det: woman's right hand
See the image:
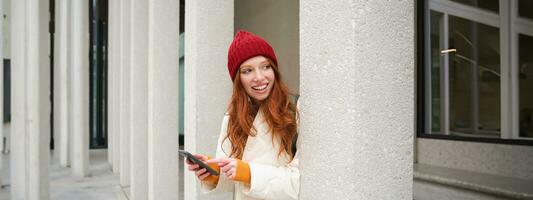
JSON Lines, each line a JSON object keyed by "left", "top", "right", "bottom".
{"left": 185, "top": 154, "right": 211, "bottom": 181}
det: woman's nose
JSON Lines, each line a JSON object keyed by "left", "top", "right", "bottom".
{"left": 253, "top": 71, "right": 264, "bottom": 82}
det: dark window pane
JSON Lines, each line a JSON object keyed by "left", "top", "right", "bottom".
{"left": 519, "top": 34, "right": 533, "bottom": 138}
{"left": 448, "top": 15, "right": 500, "bottom": 137}
{"left": 450, "top": 0, "right": 499, "bottom": 13}
{"left": 519, "top": 0, "right": 533, "bottom": 20}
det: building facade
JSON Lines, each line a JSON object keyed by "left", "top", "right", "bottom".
{"left": 0, "top": 0, "right": 531, "bottom": 200}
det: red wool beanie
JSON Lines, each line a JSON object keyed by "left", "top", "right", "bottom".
{"left": 227, "top": 30, "right": 278, "bottom": 81}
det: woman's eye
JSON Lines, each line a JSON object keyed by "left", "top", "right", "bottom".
{"left": 262, "top": 65, "right": 271, "bottom": 70}
{"left": 241, "top": 69, "right": 252, "bottom": 74}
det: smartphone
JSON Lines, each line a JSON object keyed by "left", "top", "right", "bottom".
{"left": 178, "top": 149, "right": 219, "bottom": 176}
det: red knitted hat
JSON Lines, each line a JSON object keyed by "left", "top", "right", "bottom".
{"left": 227, "top": 30, "right": 278, "bottom": 81}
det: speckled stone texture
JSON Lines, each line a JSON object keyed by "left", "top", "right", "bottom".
{"left": 299, "top": 1, "right": 414, "bottom": 199}
{"left": 130, "top": 0, "right": 150, "bottom": 199}
{"left": 119, "top": 0, "right": 132, "bottom": 186}
{"left": 183, "top": 1, "right": 233, "bottom": 200}
{"left": 417, "top": 138, "right": 533, "bottom": 181}
{"left": 414, "top": 180, "right": 510, "bottom": 200}
{"left": 147, "top": 0, "right": 180, "bottom": 199}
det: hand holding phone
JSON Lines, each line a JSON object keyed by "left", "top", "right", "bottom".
{"left": 179, "top": 150, "right": 219, "bottom": 176}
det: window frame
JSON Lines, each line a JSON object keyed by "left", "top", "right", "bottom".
{"left": 416, "top": 0, "right": 533, "bottom": 146}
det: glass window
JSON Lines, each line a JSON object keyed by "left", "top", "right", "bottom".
{"left": 448, "top": 16, "right": 500, "bottom": 136}
{"left": 428, "top": 13, "right": 501, "bottom": 137}
{"left": 449, "top": 0, "right": 499, "bottom": 13}
{"left": 518, "top": 0, "right": 533, "bottom": 20}
{"left": 430, "top": 11, "right": 442, "bottom": 133}
{"left": 423, "top": 0, "right": 533, "bottom": 142}
{"left": 519, "top": 34, "right": 533, "bottom": 138}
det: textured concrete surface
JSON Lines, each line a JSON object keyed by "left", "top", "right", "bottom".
{"left": 31, "top": 0, "right": 52, "bottom": 198}
{"left": 108, "top": 1, "right": 122, "bottom": 173}
{"left": 0, "top": 1, "right": 4, "bottom": 187}
{"left": 2, "top": 0, "right": 10, "bottom": 59}
{"left": 299, "top": 1, "right": 414, "bottom": 199}
{"left": 106, "top": 0, "right": 114, "bottom": 167}
{"left": 111, "top": 0, "right": 121, "bottom": 174}
{"left": 70, "top": 0, "right": 90, "bottom": 178}
{"left": 119, "top": 0, "right": 132, "bottom": 187}
{"left": 414, "top": 163, "right": 533, "bottom": 199}
{"left": 0, "top": 149, "right": 127, "bottom": 200}
{"left": 0, "top": 145, "right": 188, "bottom": 200}
{"left": 54, "top": 0, "right": 71, "bottom": 168}
{"left": 417, "top": 138, "right": 533, "bottom": 180}
{"left": 10, "top": 0, "right": 27, "bottom": 198}
{"left": 146, "top": 0, "right": 180, "bottom": 199}
{"left": 183, "top": 1, "right": 233, "bottom": 200}
{"left": 129, "top": 0, "right": 149, "bottom": 199}
{"left": 414, "top": 180, "right": 510, "bottom": 200}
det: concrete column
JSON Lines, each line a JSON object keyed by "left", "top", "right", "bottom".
{"left": 112, "top": 0, "right": 121, "bottom": 174}
{"left": 27, "top": 0, "right": 51, "bottom": 198}
{"left": 66, "top": 0, "right": 73, "bottom": 168}
{"left": 0, "top": 0, "right": 4, "bottom": 186}
{"left": 70, "top": 0, "right": 90, "bottom": 177}
{"left": 299, "top": 1, "right": 414, "bottom": 199}
{"left": 55, "top": 0, "right": 70, "bottom": 167}
{"left": 2, "top": 0, "right": 9, "bottom": 155}
{"left": 10, "top": 0, "right": 27, "bottom": 198}
{"left": 130, "top": 0, "right": 149, "bottom": 198}
{"left": 183, "top": 1, "right": 233, "bottom": 200}
{"left": 11, "top": 0, "right": 50, "bottom": 199}
{"left": 119, "top": 0, "right": 132, "bottom": 186}
{"left": 67, "top": 2, "right": 74, "bottom": 169}
{"left": 107, "top": 0, "right": 114, "bottom": 167}
{"left": 147, "top": 0, "right": 179, "bottom": 199}
{"left": 52, "top": 0, "right": 60, "bottom": 163}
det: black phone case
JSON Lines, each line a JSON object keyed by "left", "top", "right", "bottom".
{"left": 179, "top": 150, "right": 219, "bottom": 176}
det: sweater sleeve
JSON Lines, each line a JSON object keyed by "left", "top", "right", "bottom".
{"left": 239, "top": 151, "right": 300, "bottom": 200}
{"left": 200, "top": 114, "right": 235, "bottom": 194}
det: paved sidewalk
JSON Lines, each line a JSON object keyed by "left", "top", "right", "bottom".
{"left": 0, "top": 149, "right": 127, "bottom": 200}
{"left": 0, "top": 122, "right": 185, "bottom": 200}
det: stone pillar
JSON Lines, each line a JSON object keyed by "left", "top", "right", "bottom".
{"left": 299, "top": 1, "right": 414, "bottom": 199}
{"left": 0, "top": 0, "right": 4, "bottom": 186}
{"left": 67, "top": 1, "right": 74, "bottom": 169}
{"left": 130, "top": 0, "right": 149, "bottom": 198}
{"left": 70, "top": 0, "right": 90, "bottom": 178}
{"left": 107, "top": 0, "right": 114, "bottom": 166}
{"left": 27, "top": 0, "right": 51, "bottom": 198}
{"left": 147, "top": 0, "right": 179, "bottom": 199}
{"left": 183, "top": 1, "right": 233, "bottom": 200}
{"left": 11, "top": 0, "right": 50, "bottom": 199}
{"left": 10, "top": 0, "right": 27, "bottom": 198}
{"left": 112, "top": 0, "right": 121, "bottom": 174}
{"left": 51, "top": 0, "right": 60, "bottom": 164}
{"left": 119, "top": 0, "right": 132, "bottom": 186}
{"left": 55, "top": 0, "right": 70, "bottom": 168}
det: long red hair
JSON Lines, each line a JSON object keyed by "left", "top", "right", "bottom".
{"left": 224, "top": 59, "right": 297, "bottom": 160}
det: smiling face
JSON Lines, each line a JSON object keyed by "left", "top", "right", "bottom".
{"left": 238, "top": 56, "right": 276, "bottom": 103}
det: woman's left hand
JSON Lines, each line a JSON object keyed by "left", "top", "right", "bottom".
{"left": 207, "top": 158, "right": 238, "bottom": 179}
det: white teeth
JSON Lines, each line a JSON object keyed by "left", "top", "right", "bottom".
{"left": 252, "top": 84, "right": 268, "bottom": 90}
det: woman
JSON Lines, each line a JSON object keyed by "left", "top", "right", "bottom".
{"left": 185, "top": 30, "right": 300, "bottom": 200}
